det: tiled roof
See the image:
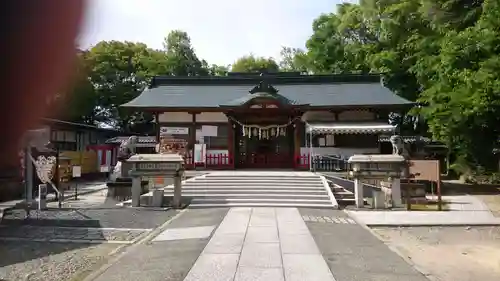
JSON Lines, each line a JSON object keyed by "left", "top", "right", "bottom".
{"left": 121, "top": 74, "right": 413, "bottom": 109}
{"left": 308, "top": 123, "right": 396, "bottom": 134}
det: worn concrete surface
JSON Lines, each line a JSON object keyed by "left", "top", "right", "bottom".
{"left": 300, "top": 208, "right": 430, "bottom": 281}
{"left": 90, "top": 208, "right": 229, "bottom": 281}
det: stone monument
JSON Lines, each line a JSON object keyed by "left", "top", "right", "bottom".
{"left": 127, "top": 153, "right": 185, "bottom": 208}
{"left": 348, "top": 135, "right": 409, "bottom": 209}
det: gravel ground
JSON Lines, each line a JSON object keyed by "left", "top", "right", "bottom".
{"left": 0, "top": 226, "right": 148, "bottom": 242}
{"left": 0, "top": 241, "right": 120, "bottom": 281}
{"left": 2, "top": 208, "right": 178, "bottom": 229}
{"left": 372, "top": 226, "right": 500, "bottom": 281}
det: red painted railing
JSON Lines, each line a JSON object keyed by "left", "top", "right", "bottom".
{"left": 182, "top": 152, "right": 349, "bottom": 171}
{"left": 183, "top": 153, "right": 233, "bottom": 169}
{"left": 295, "top": 154, "right": 310, "bottom": 169}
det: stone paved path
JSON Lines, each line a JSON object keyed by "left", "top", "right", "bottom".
{"left": 87, "top": 207, "right": 431, "bottom": 281}
{"left": 90, "top": 208, "right": 229, "bottom": 281}
{"left": 184, "top": 207, "right": 335, "bottom": 281}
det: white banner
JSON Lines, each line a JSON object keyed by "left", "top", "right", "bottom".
{"left": 160, "top": 127, "right": 189, "bottom": 135}
{"left": 201, "top": 125, "right": 218, "bottom": 137}
{"left": 194, "top": 144, "right": 206, "bottom": 163}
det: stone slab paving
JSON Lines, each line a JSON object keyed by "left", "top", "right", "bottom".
{"left": 299, "top": 208, "right": 430, "bottom": 281}
{"left": 153, "top": 225, "right": 216, "bottom": 241}
{"left": 302, "top": 214, "right": 357, "bottom": 224}
{"left": 184, "top": 207, "right": 336, "bottom": 281}
{"left": 90, "top": 208, "right": 229, "bottom": 281}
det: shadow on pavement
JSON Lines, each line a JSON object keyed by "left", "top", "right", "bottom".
{"left": 443, "top": 181, "right": 500, "bottom": 196}
{"left": 0, "top": 217, "right": 107, "bottom": 268}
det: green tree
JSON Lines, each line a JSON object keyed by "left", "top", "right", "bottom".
{"left": 202, "top": 60, "right": 229, "bottom": 76}
{"left": 231, "top": 55, "right": 280, "bottom": 73}
{"left": 279, "top": 47, "right": 310, "bottom": 72}
{"left": 163, "top": 30, "right": 208, "bottom": 76}
{"left": 86, "top": 41, "right": 168, "bottom": 133}
{"left": 46, "top": 50, "right": 99, "bottom": 125}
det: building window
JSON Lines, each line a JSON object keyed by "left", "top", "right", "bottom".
{"left": 205, "top": 125, "right": 228, "bottom": 149}
{"left": 311, "top": 134, "right": 335, "bottom": 147}
{"left": 52, "top": 141, "right": 77, "bottom": 151}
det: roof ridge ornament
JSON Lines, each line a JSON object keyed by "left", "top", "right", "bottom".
{"left": 249, "top": 79, "right": 278, "bottom": 95}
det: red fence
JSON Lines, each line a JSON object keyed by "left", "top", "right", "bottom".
{"left": 182, "top": 152, "right": 314, "bottom": 170}
{"left": 295, "top": 154, "right": 310, "bottom": 169}
{"left": 184, "top": 153, "right": 232, "bottom": 169}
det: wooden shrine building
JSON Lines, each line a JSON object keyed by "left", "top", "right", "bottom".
{"left": 121, "top": 72, "right": 413, "bottom": 170}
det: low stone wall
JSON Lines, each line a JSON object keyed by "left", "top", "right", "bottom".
{"left": 106, "top": 179, "right": 149, "bottom": 201}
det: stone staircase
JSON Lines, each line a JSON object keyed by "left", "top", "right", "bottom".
{"left": 321, "top": 174, "right": 369, "bottom": 206}
{"left": 163, "top": 171, "right": 338, "bottom": 209}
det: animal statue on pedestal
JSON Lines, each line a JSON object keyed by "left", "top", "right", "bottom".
{"left": 111, "top": 136, "right": 139, "bottom": 181}
{"left": 390, "top": 135, "right": 404, "bottom": 156}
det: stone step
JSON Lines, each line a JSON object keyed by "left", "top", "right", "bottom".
{"left": 184, "top": 181, "right": 324, "bottom": 187}
{"left": 190, "top": 198, "right": 332, "bottom": 205}
{"left": 162, "top": 193, "right": 329, "bottom": 199}
{"left": 336, "top": 198, "right": 368, "bottom": 205}
{"left": 177, "top": 185, "right": 326, "bottom": 190}
{"left": 330, "top": 186, "right": 345, "bottom": 192}
{"left": 188, "top": 202, "right": 335, "bottom": 209}
{"left": 163, "top": 188, "right": 327, "bottom": 194}
{"left": 203, "top": 176, "right": 321, "bottom": 181}
{"left": 204, "top": 174, "right": 318, "bottom": 178}
{"left": 333, "top": 191, "right": 355, "bottom": 199}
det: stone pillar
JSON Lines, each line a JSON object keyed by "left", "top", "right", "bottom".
{"left": 172, "top": 174, "right": 182, "bottom": 208}
{"left": 391, "top": 177, "right": 402, "bottom": 206}
{"left": 131, "top": 177, "right": 141, "bottom": 207}
{"left": 354, "top": 178, "right": 364, "bottom": 208}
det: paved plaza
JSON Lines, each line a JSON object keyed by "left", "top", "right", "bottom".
{"left": 89, "top": 207, "right": 429, "bottom": 281}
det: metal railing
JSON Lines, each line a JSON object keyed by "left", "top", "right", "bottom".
{"left": 311, "top": 155, "right": 351, "bottom": 172}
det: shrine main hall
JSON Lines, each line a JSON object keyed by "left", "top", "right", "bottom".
{"left": 121, "top": 72, "right": 413, "bottom": 170}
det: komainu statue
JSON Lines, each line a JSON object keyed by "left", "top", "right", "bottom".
{"left": 390, "top": 135, "right": 404, "bottom": 156}
{"left": 116, "top": 136, "right": 138, "bottom": 161}
{"left": 111, "top": 136, "right": 139, "bottom": 181}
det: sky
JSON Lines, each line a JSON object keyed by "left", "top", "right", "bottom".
{"left": 78, "top": 0, "right": 356, "bottom": 66}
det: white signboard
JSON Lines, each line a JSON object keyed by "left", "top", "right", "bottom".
{"left": 160, "top": 127, "right": 189, "bottom": 135}
{"left": 196, "top": 129, "right": 204, "bottom": 144}
{"left": 100, "top": 166, "right": 110, "bottom": 173}
{"left": 72, "top": 166, "right": 82, "bottom": 178}
{"left": 201, "top": 125, "right": 218, "bottom": 137}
